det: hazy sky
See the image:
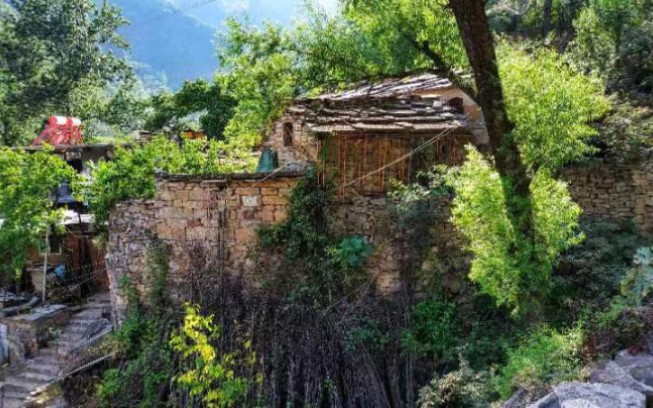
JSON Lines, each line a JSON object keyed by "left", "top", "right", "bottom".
{"left": 167, "top": 0, "right": 339, "bottom": 27}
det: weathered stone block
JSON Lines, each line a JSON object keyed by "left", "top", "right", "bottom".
{"left": 262, "top": 195, "right": 287, "bottom": 206}
{"left": 235, "top": 228, "right": 256, "bottom": 242}
{"left": 242, "top": 195, "right": 260, "bottom": 207}
{"left": 235, "top": 187, "right": 260, "bottom": 196}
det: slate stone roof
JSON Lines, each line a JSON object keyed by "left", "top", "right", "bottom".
{"left": 306, "top": 73, "right": 454, "bottom": 101}
{"left": 289, "top": 73, "right": 468, "bottom": 134}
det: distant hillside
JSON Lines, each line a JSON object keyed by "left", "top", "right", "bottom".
{"left": 109, "top": 0, "right": 220, "bottom": 89}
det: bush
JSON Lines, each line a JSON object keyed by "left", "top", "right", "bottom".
{"left": 620, "top": 246, "right": 653, "bottom": 307}
{"left": 83, "top": 136, "right": 252, "bottom": 231}
{"left": 402, "top": 299, "right": 461, "bottom": 364}
{"left": 96, "top": 242, "right": 174, "bottom": 408}
{"left": 549, "top": 219, "right": 648, "bottom": 323}
{"left": 256, "top": 170, "right": 371, "bottom": 305}
{"left": 495, "top": 326, "right": 584, "bottom": 399}
{"left": 0, "top": 147, "right": 76, "bottom": 279}
{"left": 169, "top": 303, "right": 256, "bottom": 408}
{"left": 417, "top": 359, "right": 493, "bottom": 408}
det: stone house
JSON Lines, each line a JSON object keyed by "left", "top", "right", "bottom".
{"left": 264, "top": 73, "right": 487, "bottom": 198}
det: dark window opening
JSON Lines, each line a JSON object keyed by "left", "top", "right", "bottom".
{"left": 67, "top": 158, "right": 83, "bottom": 172}
{"left": 283, "top": 123, "right": 294, "bottom": 147}
{"left": 448, "top": 97, "right": 464, "bottom": 114}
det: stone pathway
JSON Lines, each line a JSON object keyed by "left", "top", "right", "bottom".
{"left": 0, "top": 293, "right": 111, "bottom": 408}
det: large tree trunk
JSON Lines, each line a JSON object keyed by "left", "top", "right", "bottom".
{"left": 448, "top": 0, "right": 533, "bottom": 233}
{"left": 543, "top": 0, "right": 553, "bottom": 38}
{"left": 448, "top": 0, "right": 531, "bottom": 192}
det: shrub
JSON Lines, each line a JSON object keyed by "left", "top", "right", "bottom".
{"left": 0, "top": 147, "right": 76, "bottom": 280}
{"left": 170, "top": 303, "right": 256, "bottom": 408}
{"left": 417, "top": 359, "right": 493, "bottom": 408}
{"left": 402, "top": 299, "right": 461, "bottom": 364}
{"left": 256, "top": 170, "right": 371, "bottom": 305}
{"left": 620, "top": 246, "right": 653, "bottom": 307}
{"left": 96, "top": 242, "right": 174, "bottom": 408}
{"left": 83, "top": 136, "right": 251, "bottom": 231}
{"left": 448, "top": 148, "right": 583, "bottom": 313}
{"left": 495, "top": 326, "right": 584, "bottom": 399}
{"left": 549, "top": 219, "right": 647, "bottom": 323}
{"left": 332, "top": 236, "right": 373, "bottom": 269}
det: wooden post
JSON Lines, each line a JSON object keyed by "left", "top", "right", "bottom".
{"left": 42, "top": 228, "right": 49, "bottom": 303}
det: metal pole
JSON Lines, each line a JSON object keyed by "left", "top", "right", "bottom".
{"left": 42, "top": 228, "right": 49, "bottom": 303}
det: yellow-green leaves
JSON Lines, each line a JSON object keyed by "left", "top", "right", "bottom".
{"left": 449, "top": 148, "right": 520, "bottom": 307}
{"left": 499, "top": 44, "right": 610, "bottom": 172}
{"left": 531, "top": 170, "right": 583, "bottom": 268}
{"left": 170, "top": 303, "right": 255, "bottom": 408}
{"left": 447, "top": 46, "right": 606, "bottom": 312}
{"left": 449, "top": 148, "right": 582, "bottom": 312}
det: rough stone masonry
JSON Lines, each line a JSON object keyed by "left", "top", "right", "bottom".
{"left": 106, "top": 153, "right": 653, "bottom": 322}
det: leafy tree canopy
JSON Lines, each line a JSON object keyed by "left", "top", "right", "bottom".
{"left": 144, "top": 79, "right": 236, "bottom": 140}
{"left": 0, "top": 147, "right": 76, "bottom": 281}
{"left": 0, "top": 0, "right": 131, "bottom": 146}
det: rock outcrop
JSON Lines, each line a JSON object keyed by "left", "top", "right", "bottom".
{"left": 529, "top": 382, "right": 646, "bottom": 408}
{"left": 506, "top": 350, "right": 653, "bottom": 408}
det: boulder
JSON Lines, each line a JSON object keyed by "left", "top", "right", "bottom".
{"left": 614, "top": 351, "right": 653, "bottom": 388}
{"left": 590, "top": 361, "right": 653, "bottom": 397}
{"left": 528, "top": 382, "right": 646, "bottom": 408}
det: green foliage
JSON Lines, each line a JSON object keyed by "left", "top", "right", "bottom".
{"left": 620, "top": 247, "right": 653, "bottom": 307}
{"left": 145, "top": 79, "right": 236, "bottom": 139}
{"left": 495, "top": 325, "right": 584, "bottom": 399}
{"left": 217, "top": 19, "right": 299, "bottom": 149}
{"left": 569, "top": 0, "right": 653, "bottom": 92}
{"left": 333, "top": 236, "right": 373, "bottom": 268}
{"left": 487, "top": 0, "right": 587, "bottom": 42}
{"left": 550, "top": 220, "right": 647, "bottom": 323}
{"left": 447, "top": 47, "right": 606, "bottom": 312}
{"left": 499, "top": 44, "right": 610, "bottom": 172}
{"left": 0, "top": 0, "right": 130, "bottom": 145}
{"left": 213, "top": 1, "right": 466, "bottom": 148}
{"left": 170, "top": 303, "right": 256, "bottom": 408}
{"left": 343, "top": 0, "right": 468, "bottom": 73}
{"left": 83, "top": 136, "right": 250, "bottom": 230}
{"left": 402, "top": 299, "right": 461, "bottom": 363}
{"left": 96, "top": 241, "right": 173, "bottom": 408}
{"left": 257, "top": 171, "right": 371, "bottom": 305}
{"left": 0, "top": 147, "right": 76, "bottom": 280}
{"left": 417, "top": 359, "right": 493, "bottom": 408}
{"left": 448, "top": 148, "right": 582, "bottom": 311}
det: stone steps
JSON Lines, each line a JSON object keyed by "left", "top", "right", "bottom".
{"left": 0, "top": 292, "right": 111, "bottom": 407}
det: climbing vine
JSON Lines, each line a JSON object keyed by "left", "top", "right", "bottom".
{"left": 257, "top": 170, "right": 372, "bottom": 305}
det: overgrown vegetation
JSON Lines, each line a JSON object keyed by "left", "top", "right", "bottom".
{"left": 0, "top": 147, "right": 76, "bottom": 281}
{"left": 95, "top": 241, "right": 258, "bottom": 408}
{"left": 4, "top": 0, "right": 653, "bottom": 407}
{"left": 170, "top": 304, "right": 257, "bottom": 408}
{"left": 96, "top": 241, "right": 174, "bottom": 407}
{"left": 83, "top": 136, "right": 253, "bottom": 231}
{"left": 495, "top": 325, "right": 585, "bottom": 399}
{"left": 257, "top": 170, "right": 372, "bottom": 305}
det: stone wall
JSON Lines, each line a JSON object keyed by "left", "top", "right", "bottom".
{"left": 106, "top": 155, "right": 653, "bottom": 320}
{"left": 106, "top": 172, "right": 301, "bottom": 322}
{"left": 564, "top": 155, "right": 653, "bottom": 233}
